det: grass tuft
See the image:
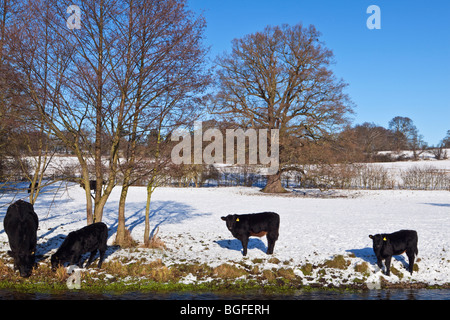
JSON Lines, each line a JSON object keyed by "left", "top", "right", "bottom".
{"left": 213, "top": 263, "right": 248, "bottom": 279}
{"left": 323, "top": 255, "right": 350, "bottom": 270}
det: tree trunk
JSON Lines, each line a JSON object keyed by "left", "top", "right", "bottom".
{"left": 262, "top": 170, "right": 287, "bottom": 193}
{"left": 144, "top": 185, "right": 153, "bottom": 246}
{"left": 78, "top": 148, "right": 94, "bottom": 225}
{"left": 94, "top": 0, "right": 105, "bottom": 223}
{"left": 144, "top": 175, "right": 158, "bottom": 246}
{"left": 115, "top": 184, "right": 128, "bottom": 246}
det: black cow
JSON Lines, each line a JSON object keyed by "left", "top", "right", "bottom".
{"left": 221, "top": 212, "right": 279, "bottom": 256}
{"left": 3, "top": 200, "right": 39, "bottom": 277}
{"left": 51, "top": 222, "right": 108, "bottom": 270}
{"left": 369, "top": 229, "right": 418, "bottom": 276}
{"left": 28, "top": 182, "right": 38, "bottom": 194}
{"left": 80, "top": 180, "right": 106, "bottom": 200}
{"left": 80, "top": 180, "right": 104, "bottom": 193}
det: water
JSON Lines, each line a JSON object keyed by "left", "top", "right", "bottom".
{"left": 1, "top": 289, "right": 449, "bottom": 300}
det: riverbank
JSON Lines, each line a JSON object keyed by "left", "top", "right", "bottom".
{"left": 0, "top": 245, "right": 449, "bottom": 295}
{"left": 0, "top": 286, "right": 449, "bottom": 300}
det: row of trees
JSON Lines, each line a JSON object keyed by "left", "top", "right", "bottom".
{"left": 340, "top": 117, "right": 449, "bottom": 162}
{"left": 0, "top": 1, "right": 447, "bottom": 245}
{"left": 1, "top": 0, "right": 210, "bottom": 246}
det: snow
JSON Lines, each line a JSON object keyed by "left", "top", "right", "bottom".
{"left": 1, "top": 182, "right": 449, "bottom": 287}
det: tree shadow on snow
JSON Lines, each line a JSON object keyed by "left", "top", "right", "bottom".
{"left": 215, "top": 238, "right": 267, "bottom": 255}
{"left": 108, "top": 200, "right": 210, "bottom": 240}
{"left": 423, "top": 202, "right": 450, "bottom": 208}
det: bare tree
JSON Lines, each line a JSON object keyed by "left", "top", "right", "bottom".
{"left": 7, "top": 0, "right": 209, "bottom": 246}
{"left": 388, "top": 116, "right": 427, "bottom": 159}
{"left": 441, "top": 130, "right": 450, "bottom": 148}
{"left": 113, "top": 0, "right": 210, "bottom": 246}
{"left": 8, "top": 0, "right": 94, "bottom": 222}
{"left": 0, "top": 0, "right": 17, "bottom": 182}
{"left": 80, "top": 0, "right": 209, "bottom": 246}
{"left": 213, "top": 24, "right": 353, "bottom": 192}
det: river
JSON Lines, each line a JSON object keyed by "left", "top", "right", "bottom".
{"left": 0, "top": 288, "right": 449, "bottom": 300}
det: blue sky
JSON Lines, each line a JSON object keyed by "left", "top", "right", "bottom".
{"left": 188, "top": 0, "right": 450, "bottom": 146}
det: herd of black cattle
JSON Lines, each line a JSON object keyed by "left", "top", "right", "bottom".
{"left": 2, "top": 199, "right": 418, "bottom": 279}
{"left": 4, "top": 200, "right": 108, "bottom": 277}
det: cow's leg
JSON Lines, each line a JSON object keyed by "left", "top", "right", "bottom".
{"left": 70, "top": 254, "right": 82, "bottom": 268}
{"left": 98, "top": 249, "right": 106, "bottom": 268}
{"left": 406, "top": 249, "right": 415, "bottom": 274}
{"left": 384, "top": 256, "right": 392, "bottom": 276}
{"left": 240, "top": 237, "right": 249, "bottom": 256}
{"left": 85, "top": 250, "right": 97, "bottom": 268}
{"left": 376, "top": 257, "right": 384, "bottom": 272}
{"left": 266, "top": 232, "right": 277, "bottom": 255}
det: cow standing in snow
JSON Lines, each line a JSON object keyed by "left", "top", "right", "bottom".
{"left": 369, "top": 229, "right": 418, "bottom": 276}
{"left": 221, "top": 212, "right": 280, "bottom": 256}
{"left": 4, "top": 200, "right": 39, "bottom": 278}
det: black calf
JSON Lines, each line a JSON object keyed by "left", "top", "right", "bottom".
{"left": 221, "top": 212, "right": 280, "bottom": 256}
{"left": 369, "top": 229, "right": 418, "bottom": 276}
{"left": 51, "top": 222, "right": 108, "bottom": 270}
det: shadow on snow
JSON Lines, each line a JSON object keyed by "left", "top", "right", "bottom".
{"left": 1, "top": 188, "right": 209, "bottom": 266}
{"left": 346, "top": 247, "right": 410, "bottom": 270}
{"left": 214, "top": 238, "right": 267, "bottom": 255}
{"left": 107, "top": 199, "right": 211, "bottom": 241}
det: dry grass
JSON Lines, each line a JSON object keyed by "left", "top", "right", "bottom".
{"left": 54, "top": 265, "right": 69, "bottom": 282}
{"left": 142, "top": 227, "right": 166, "bottom": 250}
{"left": 114, "top": 228, "right": 139, "bottom": 248}
{"left": 275, "top": 268, "right": 296, "bottom": 280}
{"left": 213, "top": 263, "right": 248, "bottom": 279}
{"left": 390, "top": 266, "right": 403, "bottom": 279}
{"left": 0, "top": 259, "right": 10, "bottom": 274}
{"left": 354, "top": 262, "right": 370, "bottom": 275}
{"left": 323, "top": 255, "right": 350, "bottom": 270}
{"left": 261, "top": 269, "right": 276, "bottom": 281}
{"left": 300, "top": 263, "right": 314, "bottom": 276}
{"left": 101, "top": 258, "right": 176, "bottom": 281}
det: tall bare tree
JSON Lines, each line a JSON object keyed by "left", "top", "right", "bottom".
{"left": 113, "top": 0, "right": 210, "bottom": 246}
{"left": 9, "top": 0, "right": 94, "bottom": 222}
{"left": 213, "top": 24, "right": 353, "bottom": 192}
{"left": 8, "top": 0, "right": 209, "bottom": 246}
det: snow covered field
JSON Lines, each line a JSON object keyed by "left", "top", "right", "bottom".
{"left": 1, "top": 184, "right": 449, "bottom": 288}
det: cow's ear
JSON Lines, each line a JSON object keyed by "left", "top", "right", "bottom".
{"left": 369, "top": 235, "right": 373, "bottom": 239}
{"left": 221, "top": 216, "right": 226, "bottom": 221}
